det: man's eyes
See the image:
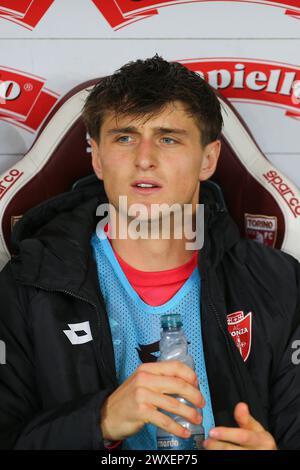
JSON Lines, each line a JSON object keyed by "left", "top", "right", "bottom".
{"left": 161, "top": 137, "right": 177, "bottom": 144}
{"left": 115, "top": 135, "right": 178, "bottom": 144}
{"left": 116, "top": 135, "right": 133, "bottom": 143}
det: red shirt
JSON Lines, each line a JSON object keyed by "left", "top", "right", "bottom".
{"left": 105, "top": 226, "right": 198, "bottom": 306}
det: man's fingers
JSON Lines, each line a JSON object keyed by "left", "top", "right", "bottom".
{"left": 137, "top": 360, "right": 197, "bottom": 386}
{"left": 133, "top": 369, "right": 205, "bottom": 408}
{"left": 234, "top": 402, "right": 264, "bottom": 432}
{"left": 206, "top": 407, "right": 278, "bottom": 451}
{"left": 208, "top": 427, "right": 260, "bottom": 448}
{"left": 133, "top": 372, "right": 205, "bottom": 409}
{"left": 141, "top": 406, "right": 192, "bottom": 440}
{"left": 138, "top": 388, "right": 203, "bottom": 426}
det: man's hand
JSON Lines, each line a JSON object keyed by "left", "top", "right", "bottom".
{"left": 203, "top": 402, "right": 277, "bottom": 450}
{"left": 100, "top": 361, "right": 205, "bottom": 442}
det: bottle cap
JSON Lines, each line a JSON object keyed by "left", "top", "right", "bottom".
{"left": 160, "top": 314, "right": 183, "bottom": 330}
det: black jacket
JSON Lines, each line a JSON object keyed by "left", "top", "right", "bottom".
{"left": 0, "top": 177, "right": 300, "bottom": 450}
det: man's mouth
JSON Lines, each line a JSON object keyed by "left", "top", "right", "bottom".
{"left": 131, "top": 180, "right": 162, "bottom": 194}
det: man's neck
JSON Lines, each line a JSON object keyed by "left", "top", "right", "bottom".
{"left": 110, "top": 236, "right": 195, "bottom": 272}
{"left": 109, "top": 207, "right": 195, "bottom": 272}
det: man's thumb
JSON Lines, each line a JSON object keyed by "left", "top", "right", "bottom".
{"left": 234, "top": 402, "right": 264, "bottom": 432}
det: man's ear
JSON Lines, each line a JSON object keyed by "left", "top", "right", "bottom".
{"left": 91, "top": 138, "right": 103, "bottom": 180}
{"left": 199, "top": 140, "right": 221, "bottom": 182}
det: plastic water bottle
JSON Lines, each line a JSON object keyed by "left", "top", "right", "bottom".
{"left": 156, "top": 313, "right": 205, "bottom": 450}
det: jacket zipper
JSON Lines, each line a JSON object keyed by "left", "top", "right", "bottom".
{"left": 207, "top": 291, "right": 231, "bottom": 350}
{"left": 205, "top": 283, "right": 249, "bottom": 403}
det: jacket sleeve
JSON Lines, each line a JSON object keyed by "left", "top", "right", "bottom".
{"left": 269, "top": 261, "right": 300, "bottom": 450}
{"left": 0, "top": 263, "right": 112, "bottom": 450}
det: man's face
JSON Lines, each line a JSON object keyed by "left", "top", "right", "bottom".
{"left": 91, "top": 100, "right": 220, "bottom": 219}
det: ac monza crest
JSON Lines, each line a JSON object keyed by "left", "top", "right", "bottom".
{"left": 227, "top": 311, "right": 252, "bottom": 362}
{"left": 245, "top": 214, "right": 277, "bottom": 248}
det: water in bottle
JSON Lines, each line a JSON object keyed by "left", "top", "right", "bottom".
{"left": 156, "top": 313, "right": 205, "bottom": 450}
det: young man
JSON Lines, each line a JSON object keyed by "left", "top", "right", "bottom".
{"left": 0, "top": 56, "right": 300, "bottom": 450}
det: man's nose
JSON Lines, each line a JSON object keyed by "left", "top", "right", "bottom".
{"left": 134, "top": 139, "right": 157, "bottom": 170}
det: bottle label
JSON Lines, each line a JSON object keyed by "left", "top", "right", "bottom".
{"left": 157, "top": 433, "right": 204, "bottom": 451}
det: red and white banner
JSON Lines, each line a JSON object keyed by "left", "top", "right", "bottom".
{"left": 0, "top": 0, "right": 54, "bottom": 30}
{"left": 181, "top": 58, "right": 300, "bottom": 120}
{"left": 93, "top": 0, "right": 300, "bottom": 29}
{"left": 0, "top": 67, "right": 59, "bottom": 132}
{"left": 1, "top": 1, "right": 299, "bottom": 31}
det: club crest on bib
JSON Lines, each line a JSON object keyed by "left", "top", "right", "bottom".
{"left": 227, "top": 311, "right": 252, "bottom": 362}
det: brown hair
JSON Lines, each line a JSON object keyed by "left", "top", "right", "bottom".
{"left": 82, "top": 55, "right": 223, "bottom": 147}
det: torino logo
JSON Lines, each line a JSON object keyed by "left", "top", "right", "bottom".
{"left": 181, "top": 58, "right": 300, "bottom": 121}
{"left": 93, "top": 0, "right": 300, "bottom": 30}
{"left": 0, "top": 0, "right": 54, "bottom": 30}
{"left": 0, "top": 67, "right": 59, "bottom": 132}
